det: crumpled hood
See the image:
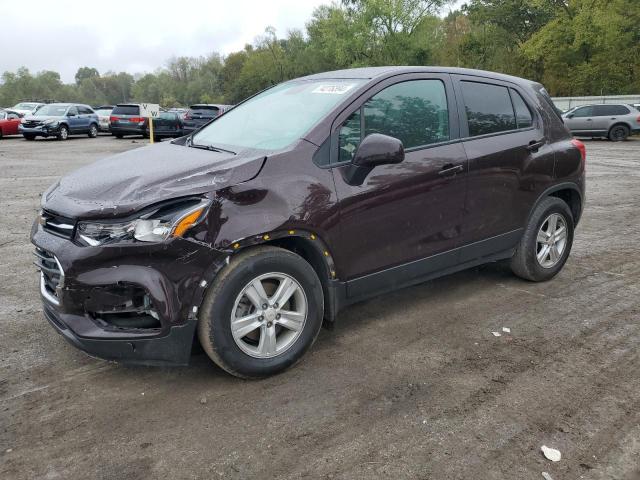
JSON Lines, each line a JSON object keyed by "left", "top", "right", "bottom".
{"left": 42, "top": 141, "right": 266, "bottom": 219}
{"left": 24, "top": 115, "right": 63, "bottom": 122}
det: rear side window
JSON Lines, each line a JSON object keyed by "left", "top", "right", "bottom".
{"left": 78, "top": 106, "right": 94, "bottom": 115}
{"left": 461, "top": 81, "right": 516, "bottom": 136}
{"left": 510, "top": 90, "right": 533, "bottom": 128}
{"left": 189, "top": 106, "right": 219, "bottom": 118}
{"left": 112, "top": 105, "right": 140, "bottom": 115}
{"left": 593, "top": 104, "right": 630, "bottom": 116}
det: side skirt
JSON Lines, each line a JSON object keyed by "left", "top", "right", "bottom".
{"left": 329, "top": 229, "right": 522, "bottom": 316}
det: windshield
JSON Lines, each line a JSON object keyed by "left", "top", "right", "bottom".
{"left": 13, "top": 102, "right": 38, "bottom": 110}
{"left": 193, "top": 79, "right": 364, "bottom": 150}
{"left": 34, "top": 105, "right": 69, "bottom": 116}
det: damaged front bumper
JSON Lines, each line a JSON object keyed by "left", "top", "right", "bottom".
{"left": 31, "top": 214, "right": 228, "bottom": 366}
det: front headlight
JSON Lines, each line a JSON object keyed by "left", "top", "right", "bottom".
{"left": 76, "top": 199, "right": 210, "bottom": 246}
{"left": 43, "top": 119, "right": 59, "bottom": 126}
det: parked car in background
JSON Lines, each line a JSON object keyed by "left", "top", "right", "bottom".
{"left": 0, "top": 110, "right": 22, "bottom": 138}
{"left": 31, "top": 66, "right": 585, "bottom": 378}
{"left": 182, "top": 104, "right": 232, "bottom": 134}
{"left": 146, "top": 111, "right": 184, "bottom": 141}
{"left": 562, "top": 104, "right": 640, "bottom": 141}
{"left": 93, "top": 105, "right": 114, "bottom": 132}
{"left": 10, "top": 102, "right": 45, "bottom": 117}
{"left": 19, "top": 103, "right": 99, "bottom": 141}
{"left": 109, "top": 104, "right": 148, "bottom": 138}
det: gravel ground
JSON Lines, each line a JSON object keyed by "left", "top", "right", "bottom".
{"left": 0, "top": 135, "right": 638, "bottom": 480}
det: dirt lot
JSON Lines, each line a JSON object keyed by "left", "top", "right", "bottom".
{"left": 0, "top": 134, "right": 638, "bottom": 480}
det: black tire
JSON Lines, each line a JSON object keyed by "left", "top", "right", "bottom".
{"left": 608, "top": 124, "right": 629, "bottom": 142}
{"left": 198, "top": 246, "right": 324, "bottom": 379}
{"left": 0, "top": 129, "right": 3, "bottom": 139}
{"left": 88, "top": 123, "right": 98, "bottom": 138}
{"left": 24, "top": 134, "right": 35, "bottom": 141}
{"left": 510, "top": 197, "right": 574, "bottom": 282}
{"left": 57, "top": 125, "right": 69, "bottom": 141}
{"left": 114, "top": 133, "right": 123, "bottom": 139}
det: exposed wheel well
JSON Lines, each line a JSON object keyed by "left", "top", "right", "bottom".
{"left": 550, "top": 188, "right": 582, "bottom": 224}
{"left": 264, "top": 236, "right": 335, "bottom": 323}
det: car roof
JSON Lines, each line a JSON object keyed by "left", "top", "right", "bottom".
{"left": 296, "top": 66, "right": 535, "bottom": 86}
{"left": 189, "top": 104, "right": 228, "bottom": 108}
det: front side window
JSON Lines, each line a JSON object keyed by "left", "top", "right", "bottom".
{"left": 337, "top": 79, "right": 450, "bottom": 162}
{"left": 571, "top": 106, "right": 592, "bottom": 118}
{"left": 193, "top": 79, "right": 365, "bottom": 151}
{"left": 67, "top": 106, "right": 78, "bottom": 116}
{"left": 461, "top": 81, "right": 516, "bottom": 136}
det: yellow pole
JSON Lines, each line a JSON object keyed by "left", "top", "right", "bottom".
{"left": 149, "top": 115, "right": 155, "bottom": 144}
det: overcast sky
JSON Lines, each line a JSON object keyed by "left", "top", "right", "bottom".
{"left": 0, "top": 0, "right": 465, "bottom": 83}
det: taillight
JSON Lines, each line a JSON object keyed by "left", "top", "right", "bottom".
{"left": 636, "top": 115, "right": 640, "bottom": 123}
{"left": 571, "top": 138, "right": 586, "bottom": 169}
{"left": 130, "top": 117, "right": 144, "bottom": 123}
{"left": 110, "top": 116, "right": 118, "bottom": 122}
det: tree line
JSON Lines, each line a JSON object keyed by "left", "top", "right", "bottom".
{"left": 1, "top": 0, "right": 638, "bottom": 108}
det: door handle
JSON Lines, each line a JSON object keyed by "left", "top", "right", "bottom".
{"left": 526, "top": 139, "right": 545, "bottom": 152}
{"left": 438, "top": 164, "right": 464, "bottom": 176}
{"left": 586, "top": 118, "right": 593, "bottom": 121}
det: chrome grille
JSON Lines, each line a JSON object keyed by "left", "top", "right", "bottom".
{"left": 23, "top": 120, "right": 43, "bottom": 128}
{"left": 34, "top": 248, "right": 64, "bottom": 305}
{"left": 40, "top": 210, "right": 75, "bottom": 239}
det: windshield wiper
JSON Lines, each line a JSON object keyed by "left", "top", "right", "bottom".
{"left": 188, "top": 136, "right": 236, "bottom": 155}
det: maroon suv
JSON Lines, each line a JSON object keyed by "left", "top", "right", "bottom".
{"left": 32, "top": 67, "right": 585, "bottom": 378}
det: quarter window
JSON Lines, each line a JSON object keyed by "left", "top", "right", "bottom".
{"left": 593, "top": 104, "right": 630, "bottom": 116}
{"left": 510, "top": 90, "right": 533, "bottom": 129}
{"left": 337, "top": 79, "right": 449, "bottom": 162}
{"left": 461, "top": 81, "right": 516, "bottom": 136}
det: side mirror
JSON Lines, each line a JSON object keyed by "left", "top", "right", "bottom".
{"left": 343, "top": 133, "right": 404, "bottom": 186}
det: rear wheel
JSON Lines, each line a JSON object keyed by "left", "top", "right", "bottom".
{"left": 198, "top": 246, "right": 324, "bottom": 378}
{"left": 88, "top": 123, "right": 98, "bottom": 138}
{"left": 510, "top": 197, "right": 574, "bottom": 282}
{"left": 608, "top": 124, "right": 629, "bottom": 142}
{"left": 57, "top": 125, "right": 69, "bottom": 141}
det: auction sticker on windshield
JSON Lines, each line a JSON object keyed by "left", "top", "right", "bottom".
{"left": 312, "top": 84, "right": 356, "bottom": 94}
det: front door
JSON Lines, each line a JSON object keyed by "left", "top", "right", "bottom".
{"left": 565, "top": 105, "right": 594, "bottom": 134}
{"left": 329, "top": 74, "right": 468, "bottom": 292}
{"left": 66, "top": 106, "right": 81, "bottom": 132}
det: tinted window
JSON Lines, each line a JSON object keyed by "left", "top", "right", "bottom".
{"left": 67, "top": 106, "right": 78, "bottom": 116}
{"left": 112, "top": 105, "right": 140, "bottom": 116}
{"left": 593, "top": 104, "right": 630, "bottom": 116}
{"left": 571, "top": 106, "right": 592, "bottom": 118}
{"left": 462, "top": 82, "right": 516, "bottom": 136}
{"left": 78, "top": 106, "right": 94, "bottom": 115}
{"left": 510, "top": 90, "right": 533, "bottom": 128}
{"left": 363, "top": 80, "right": 449, "bottom": 149}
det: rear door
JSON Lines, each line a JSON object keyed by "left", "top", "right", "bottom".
{"left": 330, "top": 74, "right": 468, "bottom": 287}
{"left": 452, "top": 76, "right": 555, "bottom": 257}
{"left": 592, "top": 104, "right": 630, "bottom": 132}
{"left": 77, "top": 105, "right": 94, "bottom": 132}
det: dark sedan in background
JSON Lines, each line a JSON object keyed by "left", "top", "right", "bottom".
{"left": 109, "top": 104, "right": 148, "bottom": 138}
{"left": 182, "top": 103, "right": 232, "bottom": 134}
{"left": 146, "top": 111, "right": 184, "bottom": 141}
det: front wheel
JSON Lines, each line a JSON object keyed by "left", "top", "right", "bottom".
{"left": 198, "top": 246, "right": 324, "bottom": 378}
{"left": 57, "top": 125, "right": 69, "bottom": 141}
{"left": 88, "top": 124, "right": 98, "bottom": 138}
{"left": 510, "top": 197, "right": 574, "bottom": 282}
{"left": 24, "top": 134, "right": 35, "bottom": 141}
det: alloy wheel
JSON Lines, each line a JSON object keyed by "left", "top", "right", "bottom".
{"left": 536, "top": 213, "right": 568, "bottom": 268}
{"left": 230, "top": 272, "right": 307, "bottom": 359}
